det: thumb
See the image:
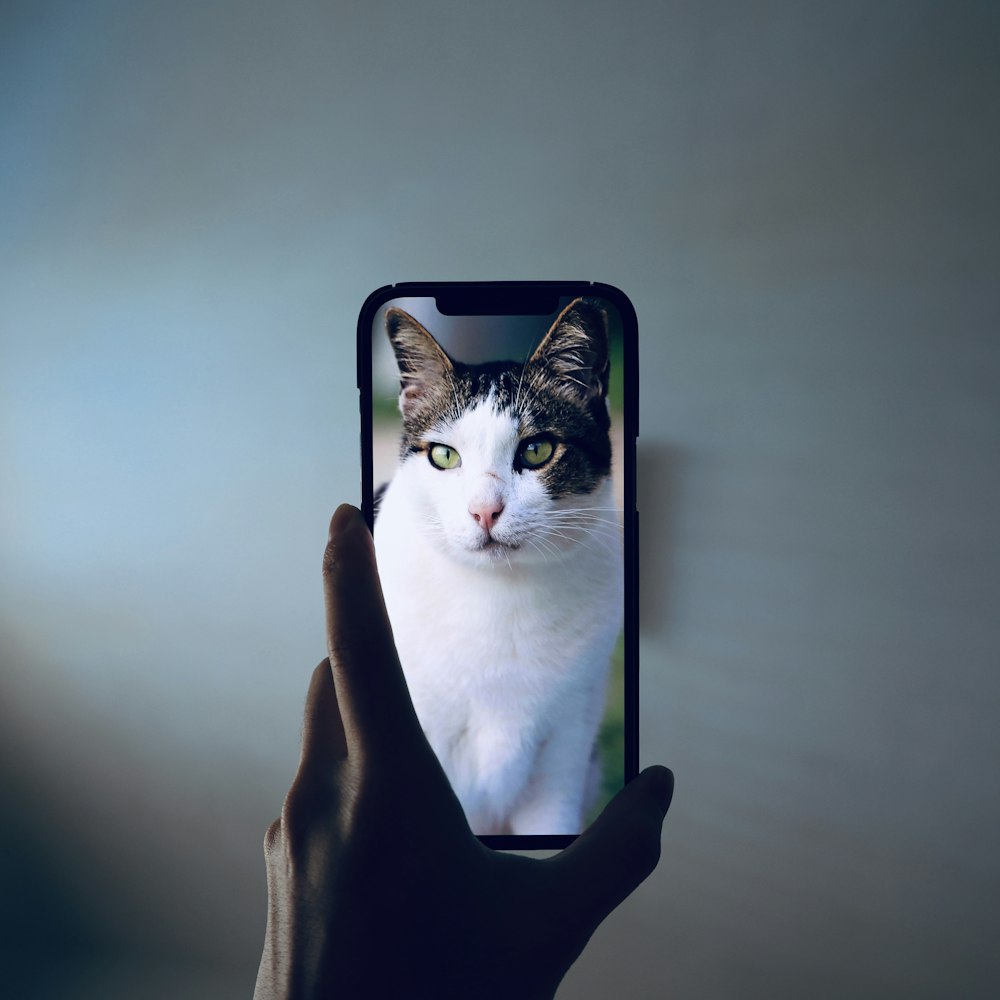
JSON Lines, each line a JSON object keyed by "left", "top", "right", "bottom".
{"left": 550, "top": 766, "right": 674, "bottom": 933}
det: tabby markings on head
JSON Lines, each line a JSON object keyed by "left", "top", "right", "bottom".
{"left": 385, "top": 298, "right": 611, "bottom": 500}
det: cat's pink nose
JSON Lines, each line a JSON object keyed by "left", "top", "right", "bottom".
{"left": 469, "top": 500, "right": 504, "bottom": 532}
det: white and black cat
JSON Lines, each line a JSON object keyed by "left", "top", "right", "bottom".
{"left": 374, "top": 298, "right": 623, "bottom": 835}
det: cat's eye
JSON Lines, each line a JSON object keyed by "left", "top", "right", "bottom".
{"left": 518, "top": 437, "right": 554, "bottom": 469}
{"left": 429, "top": 443, "right": 461, "bottom": 470}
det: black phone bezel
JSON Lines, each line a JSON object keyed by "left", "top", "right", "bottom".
{"left": 357, "top": 281, "right": 639, "bottom": 851}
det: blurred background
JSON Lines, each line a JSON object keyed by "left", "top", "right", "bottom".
{"left": 1, "top": 1, "right": 998, "bottom": 997}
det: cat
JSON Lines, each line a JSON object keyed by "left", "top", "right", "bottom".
{"left": 373, "top": 298, "right": 623, "bottom": 835}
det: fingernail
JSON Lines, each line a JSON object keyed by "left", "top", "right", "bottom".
{"left": 328, "top": 504, "right": 361, "bottom": 543}
{"left": 324, "top": 506, "right": 363, "bottom": 578}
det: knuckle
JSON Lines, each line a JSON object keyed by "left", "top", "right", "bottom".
{"left": 325, "top": 640, "right": 355, "bottom": 672}
{"left": 642, "top": 830, "right": 663, "bottom": 873}
{"left": 322, "top": 540, "right": 338, "bottom": 577}
{"left": 263, "top": 817, "right": 282, "bottom": 858}
{"left": 276, "top": 803, "right": 308, "bottom": 859}
{"left": 280, "top": 779, "right": 334, "bottom": 852}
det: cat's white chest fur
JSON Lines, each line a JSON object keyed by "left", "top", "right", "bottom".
{"left": 375, "top": 464, "right": 622, "bottom": 836}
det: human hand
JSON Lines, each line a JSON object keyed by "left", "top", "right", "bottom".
{"left": 253, "top": 505, "right": 674, "bottom": 1000}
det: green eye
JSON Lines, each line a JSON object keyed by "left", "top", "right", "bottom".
{"left": 429, "top": 443, "right": 461, "bottom": 469}
{"left": 519, "top": 437, "right": 554, "bottom": 468}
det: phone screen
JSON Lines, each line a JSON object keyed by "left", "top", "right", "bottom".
{"left": 359, "top": 283, "right": 637, "bottom": 848}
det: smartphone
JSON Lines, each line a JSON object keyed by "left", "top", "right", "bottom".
{"left": 358, "top": 282, "right": 638, "bottom": 849}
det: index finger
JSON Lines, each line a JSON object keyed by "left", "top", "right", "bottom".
{"left": 322, "top": 504, "right": 423, "bottom": 761}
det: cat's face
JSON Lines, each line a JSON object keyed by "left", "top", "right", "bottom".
{"left": 385, "top": 299, "right": 614, "bottom": 568}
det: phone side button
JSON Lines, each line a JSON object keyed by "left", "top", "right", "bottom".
{"left": 634, "top": 508, "right": 640, "bottom": 596}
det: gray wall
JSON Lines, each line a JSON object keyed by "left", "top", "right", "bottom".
{"left": 2, "top": 1, "right": 998, "bottom": 997}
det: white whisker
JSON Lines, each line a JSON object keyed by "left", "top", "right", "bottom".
{"left": 541, "top": 526, "right": 617, "bottom": 560}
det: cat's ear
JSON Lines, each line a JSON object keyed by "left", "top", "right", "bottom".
{"left": 529, "top": 298, "right": 610, "bottom": 402}
{"left": 385, "top": 308, "right": 454, "bottom": 419}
